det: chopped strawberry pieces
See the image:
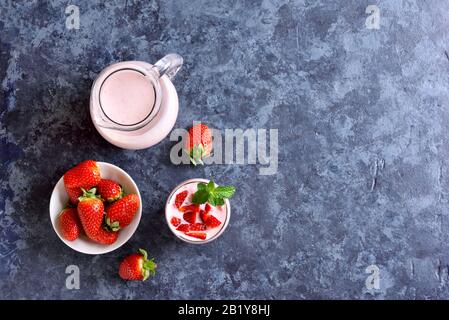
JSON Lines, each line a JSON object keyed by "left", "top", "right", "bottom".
{"left": 186, "top": 232, "right": 207, "bottom": 240}
{"left": 170, "top": 217, "right": 181, "bottom": 227}
{"left": 174, "top": 190, "right": 188, "bottom": 208}
{"left": 172, "top": 201, "right": 220, "bottom": 240}
{"left": 183, "top": 211, "right": 197, "bottom": 224}
{"left": 179, "top": 204, "right": 200, "bottom": 213}
{"left": 175, "top": 222, "right": 206, "bottom": 234}
{"left": 189, "top": 223, "right": 207, "bottom": 231}
{"left": 176, "top": 224, "right": 190, "bottom": 232}
{"left": 199, "top": 208, "right": 222, "bottom": 229}
{"left": 199, "top": 209, "right": 208, "bottom": 222}
{"left": 204, "top": 214, "right": 221, "bottom": 228}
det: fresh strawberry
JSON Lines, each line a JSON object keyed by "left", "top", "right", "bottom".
{"left": 179, "top": 204, "right": 200, "bottom": 213}
{"left": 119, "top": 249, "right": 157, "bottom": 281}
{"left": 97, "top": 179, "right": 123, "bottom": 202}
{"left": 58, "top": 208, "right": 82, "bottom": 241}
{"left": 199, "top": 209, "right": 222, "bottom": 229}
{"left": 174, "top": 190, "right": 188, "bottom": 208}
{"left": 90, "top": 228, "right": 118, "bottom": 245}
{"left": 183, "top": 211, "right": 196, "bottom": 224}
{"left": 170, "top": 217, "right": 181, "bottom": 227}
{"left": 188, "top": 223, "right": 207, "bottom": 231}
{"left": 66, "top": 186, "right": 83, "bottom": 205}
{"left": 204, "top": 203, "right": 212, "bottom": 213}
{"left": 176, "top": 224, "right": 190, "bottom": 232}
{"left": 77, "top": 189, "right": 104, "bottom": 240}
{"left": 105, "top": 194, "right": 140, "bottom": 231}
{"left": 186, "top": 232, "right": 207, "bottom": 240}
{"left": 63, "top": 160, "right": 101, "bottom": 190}
{"left": 184, "top": 123, "right": 213, "bottom": 165}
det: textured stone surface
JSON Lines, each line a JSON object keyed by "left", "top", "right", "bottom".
{"left": 1, "top": 0, "right": 449, "bottom": 299}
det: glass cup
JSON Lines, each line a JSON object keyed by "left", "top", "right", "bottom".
{"left": 165, "top": 178, "right": 231, "bottom": 244}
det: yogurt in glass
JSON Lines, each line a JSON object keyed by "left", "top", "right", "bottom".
{"left": 165, "top": 178, "right": 230, "bottom": 244}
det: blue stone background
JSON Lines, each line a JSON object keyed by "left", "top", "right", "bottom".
{"left": 1, "top": 0, "right": 449, "bottom": 299}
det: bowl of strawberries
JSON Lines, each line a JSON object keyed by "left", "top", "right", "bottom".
{"left": 49, "top": 160, "right": 142, "bottom": 254}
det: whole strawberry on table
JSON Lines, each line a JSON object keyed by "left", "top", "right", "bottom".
{"left": 119, "top": 248, "right": 157, "bottom": 281}
{"left": 185, "top": 123, "right": 213, "bottom": 165}
{"left": 58, "top": 160, "right": 140, "bottom": 245}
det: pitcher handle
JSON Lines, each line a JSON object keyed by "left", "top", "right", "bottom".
{"left": 153, "top": 53, "right": 183, "bottom": 80}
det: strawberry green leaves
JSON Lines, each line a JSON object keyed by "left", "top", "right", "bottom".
{"left": 184, "top": 124, "right": 213, "bottom": 166}
{"left": 105, "top": 217, "right": 120, "bottom": 232}
{"left": 189, "top": 145, "right": 206, "bottom": 166}
{"left": 192, "top": 180, "right": 236, "bottom": 206}
{"left": 139, "top": 248, "right": 157, "bottom": 281}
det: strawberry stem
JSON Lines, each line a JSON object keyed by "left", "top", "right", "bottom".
{"left": 138, "top": 249, "right": 157, "bottom": 281}
{"left": 105, "top": 217, "right": 121, "bottom": 232}
{"left": 78, "top": 188, "right": 101, "bottom": 202}
{"left": 138, "top": 248, "right": 148, "bottom": 260}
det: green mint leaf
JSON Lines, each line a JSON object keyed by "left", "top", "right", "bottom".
{"left": 214, "top": 186, "right": 236, "bottom": 199}
{"left": 193, "top": 180, "right": 236, "bottom": 207}
{"left": 212, "top": 196, "right": 225, "bottom": 206}
{"left": 207, "top": 195, "right": 217, "bottom": 206}
{"left": 197, "top": 183, "right": 207, "bottom": 191}
{"left": 192, "top": 190, "right": 209, "bottom": 204}
{"left": 206, "top": 180, "right": 215, "bottom": 193}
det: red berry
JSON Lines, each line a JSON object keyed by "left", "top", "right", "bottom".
{"left": 186, "top": 232, "right": 207, "bottom": 240}
{"left": 205, "top": 203, "right": 212, "bottom": 213}
{"left": 174, "top": 190, "right": 188, "bottom": 208}
{"left": 199, "top": 208, "right": 222, "bottom": 229}
{"left": 77, "top": 188, "right": 118, "bottom": 245}
{"left": 204, "top": 215, "right": 221, "bottom": 229}
{"left": 189, "top": 223, "right": 207, "bottom": 231}
{"left": 119, "top": 249, "right": 157, "bottom": 281}
{"left": 105, "top": 194, "right": 140, "bottom": 231}
{"left": 184, "top": 124, "right": 213, "bottom": 165}
{"left": 63, "top": 160, "right": 101, "bottom": 190}
{"left": 170, "top": 217, "right": 181, "bottom": 227}
{"left": 97, "top": 179, "right": 123, "bottom": 202}
{"left": 199, "top": 209, "right": 208, "bottom": 222}
{"left": 176, "top": 224, "right": 190, "bottom": 232}
{"left": 59, "top": 208, "right": 82, "bottom": 241}
{"left": 66, "top": 187, "right": 83, "bottom": 205}
{"left": 77, "top": 193, "right": 104, "bottom": 240}
{"left": 90, "top": 228, "right": 119, "bottom": 245}
{"left": 179, "top": 204, "right": 200, "bottom": 213}
{"left": 183, "top": 211, "right": 196, "bottom": 224}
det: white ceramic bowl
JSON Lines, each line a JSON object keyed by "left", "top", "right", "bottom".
{"left": 49, "top": 161, "right": 142, "bottom": 255}
{"left": 165, "top": 178, "right": 231, "bottom": 244}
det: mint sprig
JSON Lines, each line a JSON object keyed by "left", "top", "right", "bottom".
{"left": 192, "top": 180, "right": 236, "bottom": 206}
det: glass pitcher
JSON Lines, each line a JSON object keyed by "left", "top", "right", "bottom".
{"left": 90, "top": 53, "right": 183, "bottom": 131}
